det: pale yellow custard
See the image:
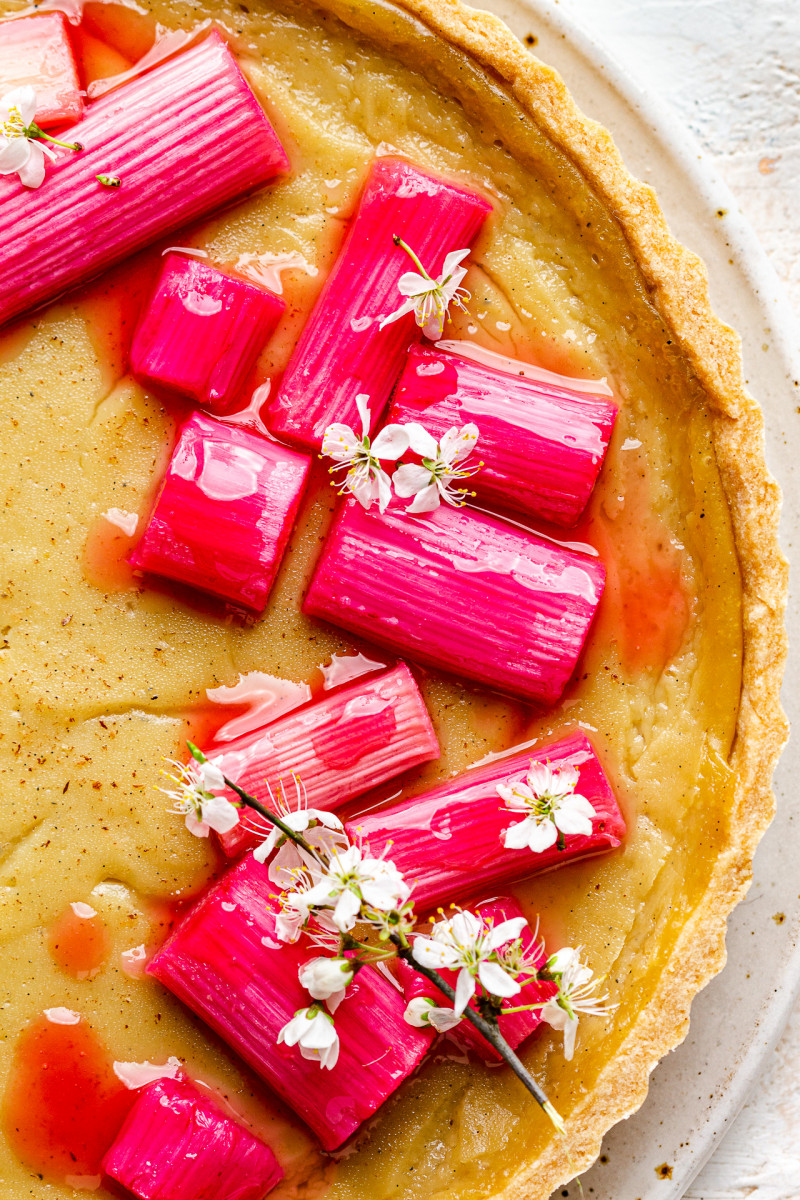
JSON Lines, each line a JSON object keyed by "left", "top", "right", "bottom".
{"left": 0, "top": 1, "right": 785, "bottom": 1198}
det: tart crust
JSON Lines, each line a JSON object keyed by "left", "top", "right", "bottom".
{"left": 380, "top": 1, "right": 789, "bottom": 1194}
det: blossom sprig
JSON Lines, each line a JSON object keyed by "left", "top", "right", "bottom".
{"left": 393, "top": 422, "right": 482, "bottom": 513}
{"left": 497, "top": 761, "right": 597, "bottom": 854}
{"left": 0, "top": 86, "right": 82, "bottom": 189}
{"left": 536, "top": 947, "right": 616, "bottom": 1061}
{"left": 380, "top": 238, "right": 471, "bottom": 340}
{"left": 321, "top": 398, "right": 482, "bottom": 515}
{"left": 193, "top": 754, "right": 565, "bottom": 1131}
{"left": 159, "top": 744, "right": 239, "bottom": 838}
{"left": 321, "top": 392, "right": 409, "bottom": 513}
{"left": 411, "top": 909, "right": 527, "bottom": 1017}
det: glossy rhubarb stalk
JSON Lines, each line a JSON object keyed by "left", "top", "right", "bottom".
{"left": 397, "top": 896, "right": 556, "bottom": 1061}
{"left": 130, "top": 412, "right": 310, "bottom": 612}
{"left": 0, "top": 33, "right": 289, "bottom": 328}
{"left": 130, "top": 252, "right": 285, "bottom": 413}
{"left": 147, "top": 854, "right": 433, "bottom": 1151}
{"left": 213, "top": 662, "right": 439, "bottom": 858}
{"left": 0, "top": 13, "right": 83, "bottom": 128}
{"left": 387, "top": 342, "right": 618, "bottom": 526}
{"left": 346, "top": 731, "right": 625, "bottom": 912}
{"left": 304, "top": 500, "right": 605, "bottom": 705}
{"left": 265, "top": 157, "right": 492, "bottom": 450}
{"left": 102, "top": 1076, "right": 283, "bottom": 1200}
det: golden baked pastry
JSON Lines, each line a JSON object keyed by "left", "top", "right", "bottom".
{"left": 0, "top": 0, "right": 787, "bottom": 1197}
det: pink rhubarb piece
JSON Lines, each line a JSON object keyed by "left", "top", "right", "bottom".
{"left": 397, "top": 895, "right": 556, "bottom": 1062}
{"left": 346, "top": 731, "right": 625, "bottom": 912}
{"left": 147, "top": 854, "right": 434, "bottom": 1151}
{"left": 387, "top": 343, "right": 618, "bottom": 526}
{"left": 131, "top": 253, "right": 285, "bottom": 414}
{"left": 265, "top": 156, "right": 492, "bottom": 451}
{"left": 303, "top": 499, "right": 605, "bottom": 706}
{"left": 0, "top": 32, "right": 289, "bottom": 328}
{"left": 130, "top": 412, "right": 310, "bottom": 612}
{"left": 213, "top": 661, "right": 440, "bottom": 858}
{"left": 0, "top": 13, "right": 83, "bottom": 128}
{"left": 102, "top": 1076, "right": 283, "bottom": 1200}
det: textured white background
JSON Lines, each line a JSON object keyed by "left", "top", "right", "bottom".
{"left": 561, "top": 2, "right": 800, "bottom": 1196}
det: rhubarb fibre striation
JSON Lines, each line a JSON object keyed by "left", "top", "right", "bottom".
{"left": 130, "top": 412, "right": 310, "bottom": 612}
{"left": 131, "top": 253, "right": 285, "bottom": 413}
{"left": 213, "top": 662, "right": 439, "bottom": 858}
{"left": 0, "top": 33, "right": 289, "bottom": 328}
{"left": 397, "top": 896, "right": 556, "bottom": 1061}
{"left": 346, "top": 731, "right": 625, "bottom": 912}
{"left": 0, "top": 14, "right": 83, "bottom": 127}
{"left": 147, "top": 854, "right": 434, "bottom": 1150}
{"left": 102, "top": 1076, "right": 284, "bottom": 1200}
{"left": 387, "top": 343, "right": 618, "bottom": 525}
{"left": 303, "top": 500, "right": 605, "bottom": 705}
{"left": 266, "top": 157, "right": 492, "bottom": 450}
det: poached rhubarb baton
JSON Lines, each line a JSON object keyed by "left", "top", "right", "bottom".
{"left": 130, "top": 412, "right": 310, "bottom": 612}
{"left": 266, "top": 157, "right": 491, "bottom": 450}
{"left": 147, "top": 854, "right": 433, "bottom": 1150}
{"left": 0, "top": 14, "right": 83, "bottom": 128}
{"left": 304, "top": 499, "right": 605, "bottom": 705}
{"left": 0, "top": 33, "right": 289, "bottom": 327}
{"left": 212, "top": 662, "right": 439, "bottom": 858}
{"left": 131, "top": 253, "right": 286, "bottom": 413}
{"left": 102, "top": 1076, "right": 283, "bottom": 1200}
{"left": 398, "top": 896, "right": 556, "bottom": 1061}
{"left": 347, "top": 731, "right": 625, "bottom": 911}
{"left": 387, "top": 343, "right": 618, "bottom": 525}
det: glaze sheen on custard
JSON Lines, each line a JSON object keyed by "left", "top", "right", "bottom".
{"left": 0, "top": 1, "right": 741, "bottom": 1198}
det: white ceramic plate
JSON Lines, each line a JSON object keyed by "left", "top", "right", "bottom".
{"left": 461, "top": 1, "right": 799, "bottom": 1196}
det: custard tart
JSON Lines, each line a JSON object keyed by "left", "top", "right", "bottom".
{"left": 0, "top": 1, "right": 787, "bottom": 1198}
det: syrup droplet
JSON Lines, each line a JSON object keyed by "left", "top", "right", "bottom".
{"left": 2, "top": 1013, "right": 135, "bottom": 1184}
{"left": 48, "top": 903, "right": 110, "bottom": 979}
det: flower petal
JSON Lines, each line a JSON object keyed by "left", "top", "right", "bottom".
{"left": 503, "top": 820, "right": 534, "bottom": 850}
{"left": 525, "top": 819, "right": 560, "bottom": 854}
{"left": 202, "top": 794, "right": 240, "bottom": 834}
{"left": 453, "top": 967, "right": 475, "bottom": 1016}
{"left": 477, "top": 959, "right": 521, "bottom": 999}
{"left": 411, "top": 936, "right": 460, "bottom": 970}
{"left": 17, "top": 141, "right": 45, "bottom": 189}
{"left": 439, "top": 248, "right": 470, "bottom": 280}
{"left": 355, "top": 393, "right": 371, "bottom": 439}
{"left": 393, "top": 462, "right": 432, "bottom": 498}
{"left": 332, "top": 887, "right": 361, "bottom": 932}
{"left": 397, "top": 271, "right": 437, "bottom": 297}
{"left": 407, "top": 482, "right": 441, "bottom": 513}
{"left": 404, "top": 422, "right": 439, "bottom": 459}
{"left": 374, "top": 467, "right": 393, "bottom": 514}
{"left": 440, "top": 423, "right": 479, "bottom": 466}
{"left": 371, "top": 423, "right": 410, "bottom": 460}
{"left": 0, "top": 137, "right": 30, "bottom": 174}
{"left": 428, "top": 1006, "right": 463, "bottom": 1033}
{"left": 378, "top": 298, "right": 415, "bottom": 329}
{"left": 322, "top": 423, "right": 360, "bottom": 462}
{"left": 485, "top": 917, "right": 527, "bottom": 951}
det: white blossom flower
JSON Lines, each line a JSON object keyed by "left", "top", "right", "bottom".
{"left": 540, "top": 946, "right": 614, "bottom": 1061}
{"left": 160, "top": 756, "right": 239, "bottom": 839}
{"left": 322, "top": 393, "right": 409, "bottom": 511}
{"left": 0, "top": 85, "right": 81, "bottom": 189}
{"left": 497, "top": 762, "right": 596, "bottom": 854}
{"left": 253, "top": 803, "right": 344, "bottom": 866}
{"left": 299, "top": 956, "right": 354, "bottom": 1012}
{"left": 380, "top": 241, "right": 471, "bottom": 340}
{"left": 277, "top": 1005, "right": 340, "bottom": 1070}
{"left": 301, "top": 844, "right": 411, "bottom": 933}
{"left": 411, "top": 909, "right": 526, "bottom": 1016}
{"left": 393, "top": 423, "right": 481, "bottom": 513}
{"left": 403, "top": 995, "right": 462, "bottom": 1033}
